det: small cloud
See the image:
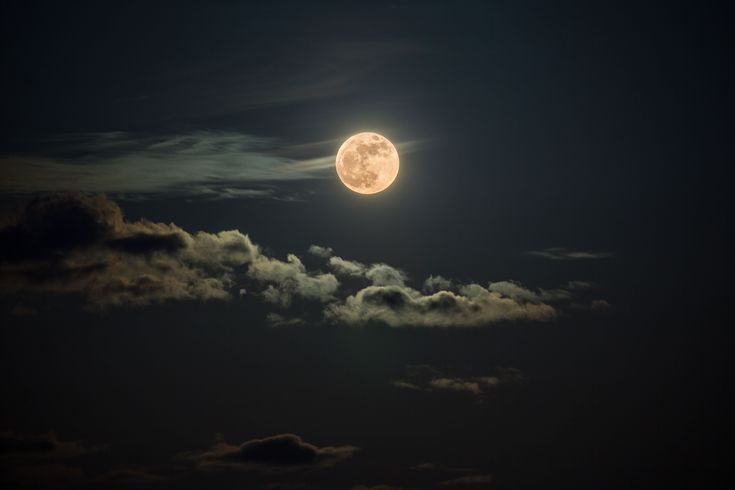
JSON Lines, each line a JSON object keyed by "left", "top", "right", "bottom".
{"left": 0, "top": 193, "right": 258, "bottom": 308}
{"left": 328, "top": 256, "right": 367, "bottom": 277}
{"left": 393, "top": 367, "right": 523, "bottom": 397}
{"left": 527, "top": 247, "right": 614, "bottom": 260}
{"left": 591, "top": 299, "right": 611, "bottom": 311}
{"left": 308, "top": 245, "right": 334, "bottom": 258}
{"left": 391, "top": 380, "right": 422, "bottom": 391}
{"left": 566, "top": 280, "right": 593, "bottom": 290}
{"left": 178, "top": 433, "right": 357, "bottom": 473}
{"left": 429, "top": 378, "right": 483, "bottom": 395}
{"left": 266, "top": 313, "right": 305, "bottom": 327}
{"left": 325, "top": 283, "right": 556, "bottom": 327}
{"left": 0, "top": 431, "right": 100, "bottom": 460}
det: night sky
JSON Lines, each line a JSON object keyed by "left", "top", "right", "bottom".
{"left": 0, "top": 2, "right": 731, "bottom": 489}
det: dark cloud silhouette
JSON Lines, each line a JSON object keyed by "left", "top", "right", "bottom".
{"left": 180, "top": 434, "right": 357, "bottom": 472}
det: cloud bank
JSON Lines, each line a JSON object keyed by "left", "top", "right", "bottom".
{"left": 0, "top": 194, "right": 602, "bottom": 325}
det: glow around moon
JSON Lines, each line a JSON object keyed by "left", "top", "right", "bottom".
{"left": 336, "top": 132, "right": 399, "bottom": 194}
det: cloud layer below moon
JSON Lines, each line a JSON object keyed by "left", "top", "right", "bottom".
{"left": 0, "top": 194, "right": 605, "bottom": 325}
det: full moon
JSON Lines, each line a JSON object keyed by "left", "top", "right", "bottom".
{"left": 336, "top": 132, "right": 399, "bottom": 194}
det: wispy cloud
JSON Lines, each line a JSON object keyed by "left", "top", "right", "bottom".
{"left": 527, "top": 247, "right": 615, "bottom": 260}
{"left": 0, "top": 131, "right": 424, "bottom": 199}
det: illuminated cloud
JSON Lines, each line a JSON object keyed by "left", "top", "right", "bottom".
{"left": 0, "top": 131, "right": 425, "bottom": 199}
{"left": 327, "top": 256, "right": 408, "bottom": 287}
{"left": 324, "top": 284, "right": 556, "bottom": 327}
{"left": 0, "top": 431, "right": 99, "bottom": 460}
{"left": 423, "top": 275, "right": 453, "bottom": 293}
{"left": 249, "top": 254, "right": 339, "bottom": 306}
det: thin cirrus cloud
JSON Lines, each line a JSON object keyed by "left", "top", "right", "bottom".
{"left": 0, "top": 194, "right": 604, "bottom": 325}
{"left": 0, "top": 131, "right": 424, "bottom": 199}
{"left": 527, "top": 247, "right": 615, "bottom": 260}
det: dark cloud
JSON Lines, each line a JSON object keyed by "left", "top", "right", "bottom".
{"left": 0, "top": 431, "right": 98, "bottom": 460}
{"left": 423, "top": 275, "right": 453, "bottom": 293}
{"left": 179, "top": 434, "right": 357, "bottom": 472}
{"left": 0, "top": 193, "right": 257, "bottom": 307}
{"left": 307, "top": 244, "right": 334, "bottom": 258}
{"left": 527, "top": 248, "right": 615, "bottom": 260}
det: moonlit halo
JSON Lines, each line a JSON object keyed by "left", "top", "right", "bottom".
{"left": 335, "top": 132, "right": 399, "bottom": 194}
